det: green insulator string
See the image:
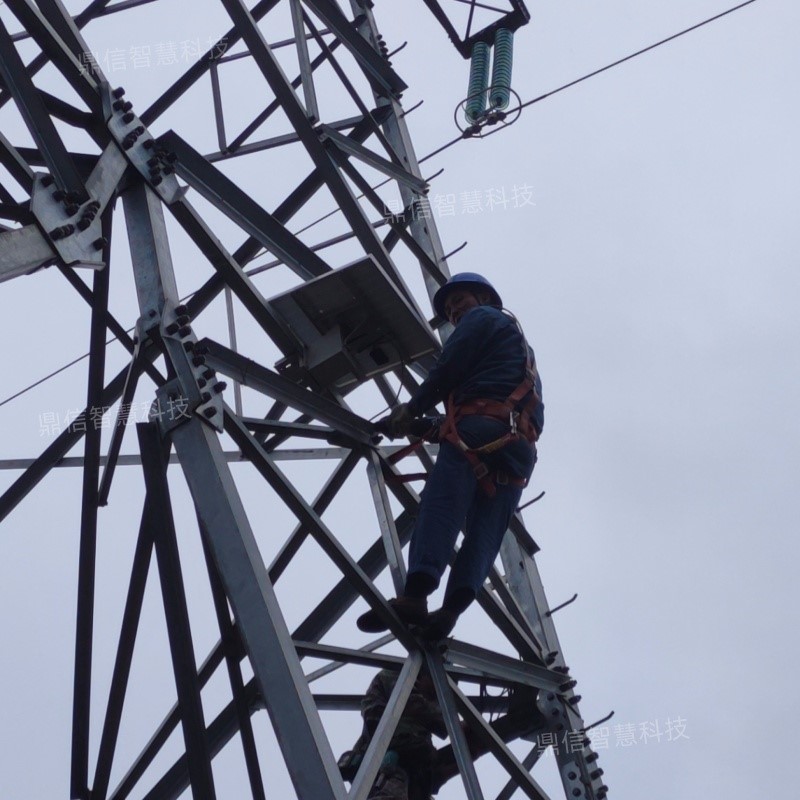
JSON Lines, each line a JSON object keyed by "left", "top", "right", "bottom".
{"left": 465, "top": 41, "right": 490, "bottom": 122}
{"left": 489, "top": 28, "right": 514, "bottom": 110}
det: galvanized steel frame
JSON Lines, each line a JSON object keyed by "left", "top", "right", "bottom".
{"left": 0, "top": 1, "right": 605, "bottom": 799}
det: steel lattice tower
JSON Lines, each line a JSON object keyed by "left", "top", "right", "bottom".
{"left": 0, "top": 2, "right": 607, "bottom": 799}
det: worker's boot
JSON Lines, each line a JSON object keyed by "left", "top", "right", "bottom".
{"left": 356, "top": 596, "right": 428, "bottom": 633}
{"left": 421, "top": 587, "right": 473, "bottom": 640}
{"left": 420, "top": 608, "right": 459, "bottom": 641}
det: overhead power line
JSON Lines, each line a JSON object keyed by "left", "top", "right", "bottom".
{"left": 0, "top": 0, "right": 760, "bottom": 411}
{"left": 421, "top": 0, "right": 760, "bottom": 162}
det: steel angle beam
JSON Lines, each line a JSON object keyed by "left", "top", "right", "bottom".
{"left": 217, "top": 0, "right": 420, "bottom": 313}
{"left": 208, "top": 113, "right": 366, "bottom": 161}
{"left": 183, "top": 108, "right": 392, "bottom": 324}
{"left": 159, "top": 131, "right": 331, "bottom": 280}
{"left": 348, "top": 653, "right": 423, "bottom": 800}
{"left": 5, "top": 0, "right": 100, "bottom": 109}
{"left": 138, "top": 679, "right": 262, "bottom": 800}
{"left": 290, "top": 0, "right": 320, "bottom": 121}
{"left": 0, "top": 363, "right": 129, "bottom": 522}
{"left": 300, "top": 0, "right": 406, "bottom": 96}
{"left": 137, "top": 423, "right": 217, "bottom": 800}
{"left": 291, "top": 510, "right": 414, "bottom": 643}
{"left": 141, "top": 0, "right": 283, "bottom": 126}
{"left": 0, "top": 131, "right": 35, "bottom": 193}
{"left": 201, "top": 528, "right": 266, "bottom": 800}
{"left": 444, "top": 640, "right": 563, "bottom": 693}
{"left": 319, "top": 124, "right": 426, "bottom": 193}
{"left": 223, "top": 407, "right": 419, "bottom": 653}
{"left": 0, "top": 17, "right": 87, "bottom": 198}
{"left": 109, "top": 643, "right": 229, "bottom": 800}
{"left": 426, "top": 648, "right": 485, "bottom": 800}
{"left": 71, "top": 259, "right": 110, "bottom": 797}
{"left": 450, "top": 681, "right": 552, "bottom": 800}
{"left": 0, "top": 224, "right": 57, "bottom": 282}
{"left": 170, "top": 414, "right": 346, "bottom": 800}
{"left": 202, "top": 338, "right": 371, "bottom": 443}
{"left": 294, "top": 640, "right": 404, "bottom": 672}
{"left": 92, "top": 502, "right": 156, "bottom": 800}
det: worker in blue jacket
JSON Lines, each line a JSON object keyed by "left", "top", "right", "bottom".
{"left": 358, "top": 273, "right": 544, "bottom": 639}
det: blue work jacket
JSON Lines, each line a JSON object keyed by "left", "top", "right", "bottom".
{"left": 408, "top": 305, "right": 544, "bottom": 479}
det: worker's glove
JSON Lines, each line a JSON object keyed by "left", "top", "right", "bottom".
{"left": 388, "top": 403, "right": 415, "bottom": 437}
{"left": 374, "top": 403, "right": 415, "bottom": 439}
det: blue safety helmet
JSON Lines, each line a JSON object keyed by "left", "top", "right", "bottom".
{"left": 433, "top": 272, "right": 503, "bottom": 319}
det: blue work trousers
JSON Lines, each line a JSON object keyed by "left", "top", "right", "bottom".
{"left": 408, "top": 419, "right": 534, "bottom": 599}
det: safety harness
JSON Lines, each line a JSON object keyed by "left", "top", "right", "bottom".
{"left": 388, "top": 313, "right": 542, "bottom": 497}
{"left": 438, "top": 339, "right": 541, "bottom": 497}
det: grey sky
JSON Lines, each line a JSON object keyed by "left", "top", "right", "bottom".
{"left": 1, "top": 1, "right": 797, "bottom": 798}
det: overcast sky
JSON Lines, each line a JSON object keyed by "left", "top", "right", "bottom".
{"left": 1, "top": 1, "right": 797, "bottom": 799}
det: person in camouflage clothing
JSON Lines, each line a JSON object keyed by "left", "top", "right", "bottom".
{"left": 340, "top": 668, "right": 446, "bottom": 800}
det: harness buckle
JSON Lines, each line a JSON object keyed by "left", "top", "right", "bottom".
{"left": 510, "top": 411, "right": 519, "bottom": 436}
{"left": 473, "top": 461, "right": 489, "bottom": 480}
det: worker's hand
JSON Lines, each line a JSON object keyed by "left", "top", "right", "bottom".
{"left": 387, "top": 402, "right": 414, "bottom": 438}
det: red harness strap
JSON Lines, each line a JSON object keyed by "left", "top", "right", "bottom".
{"left": 438, "top": 354, "right": 542, "bottom": 497}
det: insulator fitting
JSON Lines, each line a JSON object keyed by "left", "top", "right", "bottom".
{"left": 489, "top": 28, "right": 514, "bottom": 110}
